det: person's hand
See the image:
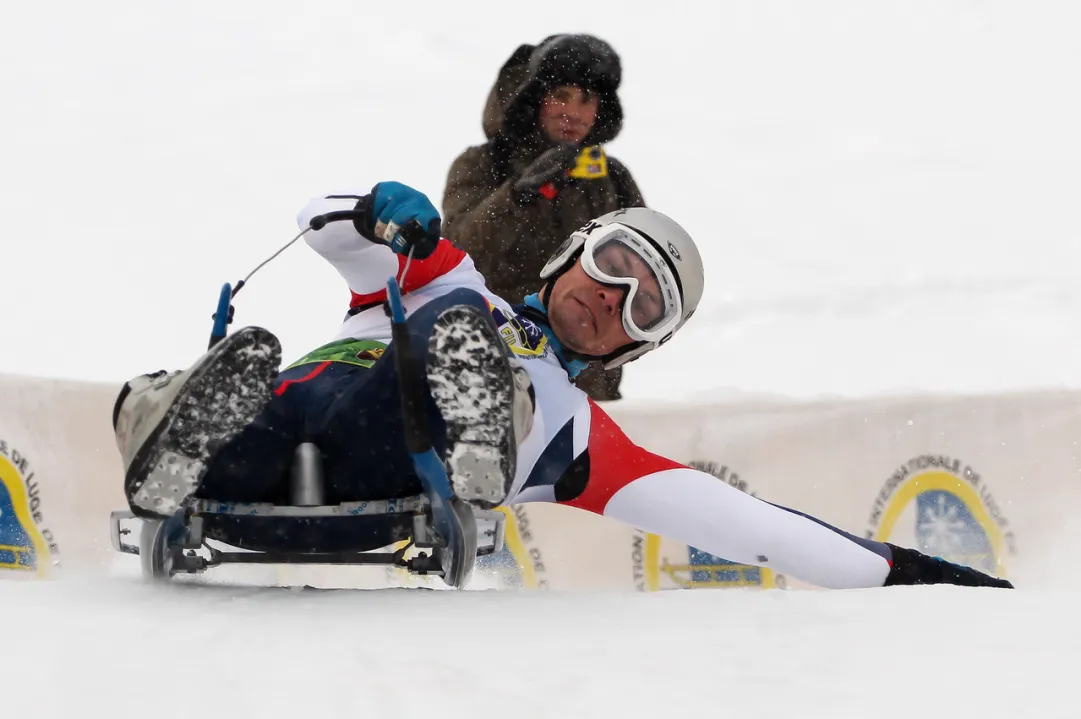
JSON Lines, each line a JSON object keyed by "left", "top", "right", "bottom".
{"left": 512, "top": 144, "right": 582, "bottom": 204}
{"left": 363, "top": 181, "right": 442, "bottom": 258}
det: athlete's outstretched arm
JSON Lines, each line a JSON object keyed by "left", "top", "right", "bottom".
{"left": 560, "top": 401, "right": 1012, "bottom": 589}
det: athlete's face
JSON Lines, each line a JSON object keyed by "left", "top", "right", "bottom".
{"left": 546, "top": 253, "right": 641, "bottom": 357}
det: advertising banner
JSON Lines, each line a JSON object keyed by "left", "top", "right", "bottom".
{"left": 2, "top": 373, "right": 1075, "bottom": 591}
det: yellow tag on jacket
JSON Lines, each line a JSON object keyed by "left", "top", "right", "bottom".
{"left": 569, "top": 146, "right": 608, "bottom": 179}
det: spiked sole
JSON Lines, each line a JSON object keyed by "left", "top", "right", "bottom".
{"left": 125, "top": 327, "right": 282, "bottom": 518}
{"left": 426, "top": 305, "right": 516, "bottom": 509}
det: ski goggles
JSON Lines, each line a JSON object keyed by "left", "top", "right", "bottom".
{"left": 576, "top": 224, "right": 683, "bottom": 343}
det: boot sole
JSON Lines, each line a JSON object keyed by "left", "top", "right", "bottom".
{"left": 426, "top": 305, "right": 516, "bottom": 509}
{"left": 125, "top": 327, "right": 282, "bottom": 518}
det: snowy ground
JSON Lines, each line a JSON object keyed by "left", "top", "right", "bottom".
{"left": 8, "top": 574, "right": 1076, "bottom": 719}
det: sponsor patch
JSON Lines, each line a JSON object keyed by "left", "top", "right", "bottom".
{"left": 488, "top": 306, "right": 549, "bottom": 359}
{"left": 286, "top": 339, "right": 388, "bottom": 370}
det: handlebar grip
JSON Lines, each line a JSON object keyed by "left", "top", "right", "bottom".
{"left": 394, "top": 218, "right": 441, "bottom": 259}
{"left": 308, "top": 209, "right": 366, "bottom": 231}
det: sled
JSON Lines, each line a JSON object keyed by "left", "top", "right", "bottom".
{"left": 108, "top": 238, "right": 505, "bottom": 590}
{"left": 108, "top": 440, "right": 506, "bottom": 589}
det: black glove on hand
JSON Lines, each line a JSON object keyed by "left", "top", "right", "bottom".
{"left": 883, "top": 544, "right": 1014, "bottom": 588}
{"left": 512, "top": 144, "right": 582, "bottom": 205}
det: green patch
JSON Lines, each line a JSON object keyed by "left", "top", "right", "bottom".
{"left": 286, "top": 338, "right": 388, "bottom": 370}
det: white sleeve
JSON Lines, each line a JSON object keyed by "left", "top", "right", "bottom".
{"left": 564, "top": 402, "right": 894, "bottom": 590}
{"left": 297, "top": 193, "right": 399, "bottom": 296}
{"left": 603, "top": 470, "right": 893, "bottom": 590}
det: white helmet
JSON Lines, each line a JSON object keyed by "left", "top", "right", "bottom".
{"left": 539, "top": 207, "right": 705, "bottom": 369}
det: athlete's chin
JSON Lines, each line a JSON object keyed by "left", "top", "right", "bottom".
{"left": 561, "top": 329, "right": 623, "bottom": 358}
{"left": 564, "top": 335, "right": 593, "bottom": 355}
{"left": 549, "top": 312, "right": 592, "bottom": 354}
{"left": 553, "top": 324, "right": 586, "bottom": 353}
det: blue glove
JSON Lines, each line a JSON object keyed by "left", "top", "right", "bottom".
{"left": 367, "top": 181, "right": 442, "bottom": 259}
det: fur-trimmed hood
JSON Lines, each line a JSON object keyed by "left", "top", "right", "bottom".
{"left": 481, "top": 34, "right": 624, "bottom": 147}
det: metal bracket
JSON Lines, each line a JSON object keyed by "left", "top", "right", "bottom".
{"left": 474, "top": 509, "right": 506, "bottom": 557}
{"left": 110, "top": 510, "right": 141, "bottom": 555}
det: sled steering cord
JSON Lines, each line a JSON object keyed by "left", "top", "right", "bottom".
{"left": 229, "top": 227, "right": 313, "bottom": 299}
{"left": 208, "top": 210, "right": 416, "bottom": 349}
{"left": 227, "top": 215, "right": 417, "bottom": 302}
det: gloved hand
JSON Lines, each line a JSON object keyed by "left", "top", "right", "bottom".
{"left": 356, "top": 181, "right": 442, "bottom": 259}
{"left": 512, "top": 143, "right": 582, "bottom": 205}
{"left": 884, "top": 544, "right": 1014, "bottom": 588}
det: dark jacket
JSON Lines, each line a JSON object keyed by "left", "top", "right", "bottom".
{"left": 442, "top": 37, "right": 646, "bottom": 306}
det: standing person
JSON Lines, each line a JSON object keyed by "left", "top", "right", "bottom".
{"left": 442, "top": 33, "right": 644, "bottom": 401}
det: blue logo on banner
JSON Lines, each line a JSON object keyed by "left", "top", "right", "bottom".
{"left": 915, "top": 490, "right": 996, "bottom": 574}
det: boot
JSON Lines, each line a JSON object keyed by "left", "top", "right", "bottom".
{"left": 884, "top": 544, "right": 1014, "bottom": 588}
{"left": 425, "top": 304, "right": 535, "bottom": 509}
{"left": 112, "top": 326, "right": 282, "bottom": 518}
